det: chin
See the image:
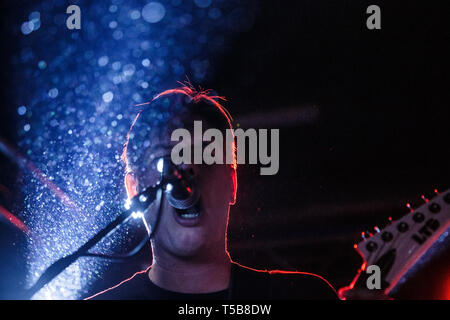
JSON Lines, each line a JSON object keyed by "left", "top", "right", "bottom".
{"left": 170, "top": 230, "right": 208, "bottom": 257}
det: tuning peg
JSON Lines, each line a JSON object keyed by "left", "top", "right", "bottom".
{"left": 379, "top": 217, "right": 392, "bottom": 229}
{"left": 406, "top": 202, "right": 414, "bottom": 213}
{"left": 421, "top": 194, "right": 429, "bottom": 203}
{"left": 397, "top": 221, "right": 409, "bottom": 233}
{"left": 444, "top": 192, "right": 450, "bottom": 204}
{"left": 377, "top": 216, "right": 393, "bottom": 230}
{"left": 365, "top": 241, "right": 378, "bottom": 252}
{"left": 361, "top": 230, "right": 372, "bottom": 239}
{"left": 374, "top": 226, "right": 380, "bottom": 233}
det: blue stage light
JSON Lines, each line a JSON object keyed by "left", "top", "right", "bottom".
{"left": 13, "top": 0, "right": 258, "bottom": 300}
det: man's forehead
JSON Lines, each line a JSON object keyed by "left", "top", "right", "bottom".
{"left": 137, "top": 128, "right": 200, "bottom": 167}
{"left": 147, "top": 116, "right": 209, "bottom": 139}
{"left": 148, "top": 127, "right": 203, "bottom": 149}
{"left": 150, "top": 142, "right": 173, "bottom": 152}
{"left": 131, "top": 114, "right": 214, "bottom": 157}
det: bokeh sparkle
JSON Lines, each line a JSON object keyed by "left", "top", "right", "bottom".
{"left": 12, "top": 0, "right": 257, "bottom": 299}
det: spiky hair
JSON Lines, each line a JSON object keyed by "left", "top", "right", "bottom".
{"left": 122, "top": 82, "right": 236, "bottom": 175}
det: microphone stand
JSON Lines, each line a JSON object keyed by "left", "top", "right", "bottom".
{"left": 20, "top": 183, "right": 162, "bottom": 300}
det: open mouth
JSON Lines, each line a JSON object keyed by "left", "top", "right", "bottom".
{"left": 177, "top": 211, "right": 200, "bottom": 219}
{"left": 173, "top": 207, "right": 202, "bottom": 227}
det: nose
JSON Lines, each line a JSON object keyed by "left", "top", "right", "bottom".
{"left": 176, "top": 162, "right": 196, "bottom": 180}
{"left": 161, "top": 156, "right": 197, "bottom": 180}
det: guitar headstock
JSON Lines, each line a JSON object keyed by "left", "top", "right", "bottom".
{"left": 351, "top": 189, "right": 450, "bottom": 294}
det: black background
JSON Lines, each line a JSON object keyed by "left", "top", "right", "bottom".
{"left": 0, "top": 1, "right": 449, "bottom": 299}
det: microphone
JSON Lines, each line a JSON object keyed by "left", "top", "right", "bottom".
{"left": 160, "top": 157, "right": 201, "bottom": 213}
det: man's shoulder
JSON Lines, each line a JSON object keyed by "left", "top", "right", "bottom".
{"left": 232, "top": 263, "right": 338, "bottom": 300}
{"left": 86, "top": 268, "right": 150, "bottom": 300}
{"left": 87, "top": 263, "right": 338, "bottom": 300}
{"left": 267, "top": 269, "right": 338, "bottom": 300}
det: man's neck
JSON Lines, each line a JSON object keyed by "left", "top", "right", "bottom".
{"left": 148, "top": 250, "right": 231, "bottom": 294}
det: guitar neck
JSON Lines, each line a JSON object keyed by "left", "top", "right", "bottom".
{"left": 350, "top": 189, "right": 450, "bottom": 294}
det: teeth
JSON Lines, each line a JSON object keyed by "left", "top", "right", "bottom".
{"left": 180, "top": 212, "right": 199, "bottom": 219}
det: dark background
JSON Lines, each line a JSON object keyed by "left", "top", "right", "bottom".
{"left": 0, "top": 1, "right": 449, "bottom": 299}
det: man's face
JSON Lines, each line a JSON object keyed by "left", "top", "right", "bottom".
{"left": 130, "top": 117, "right": 236, "bottom": 259}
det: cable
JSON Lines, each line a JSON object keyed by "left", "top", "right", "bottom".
{"left": 80, "top": 234, "right": 150, "bottom": 261}
{"left": 21, "top": 184, "right": 163, "bottom": 299}
{"left": 78, "top": 188, "right": 165, "bottom": 262}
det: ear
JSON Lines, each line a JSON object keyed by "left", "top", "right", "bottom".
{"left": 125, "top": 172, "right": 139, "bottom": 199}
{"left": 229, "top": 169, "right": 237, "bottom": 205}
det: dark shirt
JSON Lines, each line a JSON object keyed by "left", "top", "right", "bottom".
{"left": 89, "top": 262, "right": 338, "bottom": 300}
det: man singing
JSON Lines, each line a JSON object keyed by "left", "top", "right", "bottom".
{"left": 87, "top": 84, "right": 338, "bottom": 300}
